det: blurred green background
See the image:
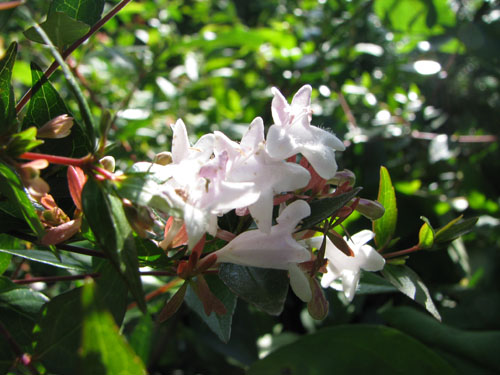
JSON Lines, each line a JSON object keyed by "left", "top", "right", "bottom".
{"left": 1, "top": 0, "right": 499, "bottom": 373}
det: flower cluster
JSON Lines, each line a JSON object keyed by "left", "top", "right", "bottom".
{"left": 133, "top": 85, "right": 385, "bottom": 302}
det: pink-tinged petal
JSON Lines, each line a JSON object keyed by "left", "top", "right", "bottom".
{"left": 271, "top": 87, "right": 290, "bottom": 126}
{"left": 275, "top": 199, "right": 311, "bottom": 231}
{"left": 248, "top": 190, "right": 274, "bottom": 233}
{"left": 266, "top": 124, "right": 296, "bottom": 160}
{"left": 171, "top": 119, "right": 190, "bottom": 163}
{"left": 300, "top": 142, "right": 338, "bottom": 180}
{"left": 291, "top": 84, "right": 312, "bottom": 108}
{"left": 240, "top": 117, "right": 265, "bottom": 152}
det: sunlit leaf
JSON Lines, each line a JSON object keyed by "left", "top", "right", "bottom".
{"left": 435, "top": 216, "right": 478, "bottom": 244}
{"left": 373, "top": 166, "right": 397, "bottom": 250}
{"left": 49, "top": 0, "right": 105, "bottom": 26}
{"left": 0, "top": 248, "right": 90, "bottom": 271}
{"left": 418, "top": 216, "right": 435, "bottom": 249}
{"left": 0, "top": 42, "right": 17, "bottom": 135}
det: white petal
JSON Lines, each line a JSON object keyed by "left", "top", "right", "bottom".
{"left": 349, "top": 230, "right": 375, "bottom": 248}
{"left": 289, "top": 263, "right": 312, "bottom": 302}
{"left": 248, "top": 190, "right": 273, "bottom": 234}
{"left": 291, "top": 84, "right": 312, "bottom": 108}
{"left": 276, "top": 200, "right": 311, "bottom": 231}
{"left": 341, "top": 270, "right": 361, "bottom": 302}
{"left": 241, "top": 117, "right": 264, "bottom": 152}
{"left": 271, "top": 87, "right": 290, "bottom": 126}
{"left": 266, "top": 125, "right": 296, "bottom": 160}
{"left": 358, "top": 245, "right": 386, "bottom": 272}
{"left": 171, "top": 119, "right": 190, "bottom": 163}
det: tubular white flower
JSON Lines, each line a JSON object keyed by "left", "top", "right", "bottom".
{"left": 214, "top": 200, "right": 311, "bottom": 269}
{"left": 266, "top": 85, "right": 345, "bottom": 180}
{"left": 310, "top": 230, "right": 385, "bottom": 301}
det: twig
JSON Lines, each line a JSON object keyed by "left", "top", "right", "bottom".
{"left": 12, "top": 273, "right": 99, "bottom": 285}
{"left": 0, "top": 321, "right": 39, "bottom": 375}
{"left": 15, "top": 0, "right": 133, "bottom": 114}
{"left": 411, "top": 130, "right": 497, "bottom": 143}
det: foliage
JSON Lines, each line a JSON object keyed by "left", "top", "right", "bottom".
{"left": 0, "top": 0, "right": 498, "bottom": 374}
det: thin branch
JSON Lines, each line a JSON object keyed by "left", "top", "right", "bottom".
{"left": 0, "top": 321, "right": 39, "bottom": 375}
{"left": 383, "top": 244, "right": 421, "bottom": 259}
{"left": 15, "top": 0, "right": 133, "bottom": 114}
{"left": 12, "top": 273, "right": 99, "bottom": 285}
{"left": 411, "top": 130, "right": 498, "bottom": 143}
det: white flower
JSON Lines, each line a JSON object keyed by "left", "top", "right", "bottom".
{"left": 266, "top": 85, "right": 345, "bottom": 180}
{"left": 310, "top": 230, "right": 385, "bottom": 301}
{"left": 214, "top": 200, "right": 311, "bottom": 270}
{"left": 215, "top": 117, "right": 310, "bottom": 233}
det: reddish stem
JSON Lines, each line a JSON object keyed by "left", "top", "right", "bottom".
{"left": 127, "top": 277, "right": 183, "bottom": 310}
{"left": 19, "top": 152, "right": 91, "bottom": 167}
{"left": 383, "top": 244, "right": 421, "bottom": 259}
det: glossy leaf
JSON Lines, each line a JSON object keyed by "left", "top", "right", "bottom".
{"left": 185, "top": 274, "right": 237, "bottom": 343}
{"left": 24, "top": 12, "right": 90, "bottom": 51}
{"left": 382, "top": 306, "right": 500, "bottom": 374}
{"left": 382, "top": 264, "right": 441, "bottom": 321}
{"left": 0, "top": 248, "right": 90, "bottom": 272}
{"left": 82, "top": 178, "right": 146, "bottom": 312}
{"left": 0, "top": 42, "right": 17, "bottom": 134}
{"left": 299, "top": 187, "right": 362, "bottom": 231}
{"left": 435, "top": 216, "right": 478, "bottom": 244}
{"left": 373, "top": 166, "right": 397, "bottom": 250}
{"left": 49, "top": 0, "right": 105, "bottom": 26}
{"left": 5, "top": 126, "right": 43, "bottom": 156}
{"left": 0, "top": 163, "right": 45, "bottom": 238}
{"left": 22, "top": 63, "right": 90, "bottom": 156}
{"left": 80, "top": 279, "right": 147, "bottom": 375}
{"left": 418, "top": 216, "right": 435, "bottom": 249}
{"left": 218, "top": 263, "right": 289, "bottom": 315}
{"left": 248, "top": 324, "right": 455, "bottom": 374}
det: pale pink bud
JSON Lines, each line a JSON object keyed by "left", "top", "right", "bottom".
{"left": 155, "top": 152, "right": 173, "bottom": 165}
{"left": 37, "top": 115, "right": 73, "bottom": 139}
{"left": 355, "top": 198, "right": 385, "bottom": 220}
{"left": 327, "top": 169, "right": 356, "bottom": 187}
{"left": 99, "top": 156, "right": 115, "bottom": 172}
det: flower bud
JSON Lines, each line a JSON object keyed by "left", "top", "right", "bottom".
{"left": 327, "top": 169, "right": 356, "bottom": 187}
{"left": 155, "top": 151, "right": 173, "bottom": 165}
{"left": 37, "top": 115, "right": 73, "bottom": 139}
{"left": 355, "top": 198, "right": 385, "bottom": 220}
{"left": 99, "top": 156, "right": 115, "bottom": 172}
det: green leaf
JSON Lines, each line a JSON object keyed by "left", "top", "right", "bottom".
{"left": 218, "top": 263, "right": 289, "bottom": 315}
{"left": 22, "top": 62, "right": 91, "bottom": 157}
{"left": 5, "top": 126, "right": 44, "bottom": 156}
{"left": 299, "top": 187, "right": 362, "bottom": 231}
{"left": 24, "top": 12, "right": 90, "bottom": 51}
{"left": 418, "top": 216, "right": 435, "bottom": 249}
{"left": 49, "top": 0, "right": 105, "bottom": 26}
{"left": 373, "top": 166, "right": 397, "bottom": 250}
{"left": 185, "top": 274, "right": 238, "bottom": 343}
{"left": 435, "top": 216, "right": 478, "bottom": 244}
{"left": 382, "top": 264, "right": 441, "bottom": 321}
{"left": 0, "top": 248, "right": 90, "bottom": 272}
{"left": 0, "top": 162, "right": 45, "bottom": 238}
{"left": 0, "top": 42, "right": 17, "bottom": 135}
{"left": 247, "top": 325, "right": 455, "bottom": 374}
{"left": 80, "top": 279, "right": 147, "bottom": 375}
{"left": 0, "top": 234, "right": 17, "bottom": 274}
{"left": 129, "top": 314, "right": 154, "bottom": 366}
{"left": 382, "top": 306, "right": 500, "bottom": 374}
{"left": 82, "top": 178, "right": 146, "bottom": 312}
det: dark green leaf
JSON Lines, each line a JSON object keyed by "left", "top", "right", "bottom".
{"left": 299, "top": 187, "right": 362, "bottom": 231}
{"left": 129, "top": 314, "right": 154, "bottom": 366}
{"left": 247, "top": 324, "right": 455, "bottom": 375}
{"left": 0, "top": 42, "right": 17, "bottom": 134}
{"left": 418, "top": 216, "right": 435, "bottom": 249}
{"left": 22, "top": 62, "right": 90, "bottom": 157}
{"left": 49, "top": 0, "right": 105, "bottom": 26}
{"left": 382, "top": 306, "right": 500, "bottom": 374}
{"left": 24, "top": 12, "right": 90, "bottom": 51}
{"left": 185, "top": 274, "right": 237, "bottom": 343}
{"left": 5, "top": 126, "right": 44, "bottom": 156}
{"left": 373, "top": 166, "right": 397, "bottom": 250}
{"left": 357, "top": 271, "right": 397, "bottom": 294}
{"left": 0, "top": 163, "right": 45, "bottom": 238}
{"left": 382, "top": 264, "right": 441, "bottom": 320}
{"left": 82, "top": 178, "right": 146, "bottom": 312}
{"left": 435, "top": 216, "right": 478, "bottom": 244}
{"left": 0, "top": 234, "right": 16, "bottom": 274}
{"left": 80, "top": 279, "right": 147, "bottom": 375}
{"left": 218, "top": 263, "right": 288, "bottom": 315}
{"left": 0, "top": 248, "right": 90, "bottom": 272}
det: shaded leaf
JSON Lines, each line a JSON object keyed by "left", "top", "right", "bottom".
{"left": 185, "top": 274, "right": 237, "bottom": 342}
{"left": 0, "top": 42, "right": 17, "bottom": 134}
{"left": 129, "top": 314, "right": 154, "bottom": 366}
{"left": 158, "top": 282, "right": 188, "bottom": 322}
{"left": 373, "top": 166, "right": 397, "bottom": 250}
{"left": 218, "top": 263, "right": 289, "bottom": 315}
{"left": 435, "top": 216, "right": 478, "bottom": 244}
{"left": 382, "top": 306, "right": 500, "bottom": 374}
{"left": 49, "top": 0, "right": 105, "bottom": 26}
{"left": 80, "top": 279, "right": 147, "bottom": 375}
{"left": 248, "top": 324, "right": 455, "bottom": 375}
{"left": 82, "top": 178, "right": 146, "bottom": 312}
{"left": 24, "top": 12, "right": 90, "bottom": 51}
{"left": 0, "top": 248, "right": 90, "bottom": 272}
{"left": 299, "top": 187, "right": 362, "bottom": 231}
{"left": 382, "top": 264, "right": 441, "bottom": 321}
{"left": 5, "top": 126, "right": 43, "bottom": 156}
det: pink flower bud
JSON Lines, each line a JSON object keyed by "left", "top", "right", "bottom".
{"left": 37, "top": 114, "right": 73, "bottom": 139}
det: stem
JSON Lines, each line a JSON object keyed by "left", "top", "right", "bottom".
{"left": 383, "top": 244, "right": 421, "bottom": 259}
{"left": 127, "top": 278, "right": 183, "bottom": 310}
{"left": 19, "top": 151, "right": 92, "bottom": 167}
{"left": 15, "top": 0, "right": 133, "bottom": 114}
{"left": 12, "top": 273, "right": 99, "bottom": 285}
